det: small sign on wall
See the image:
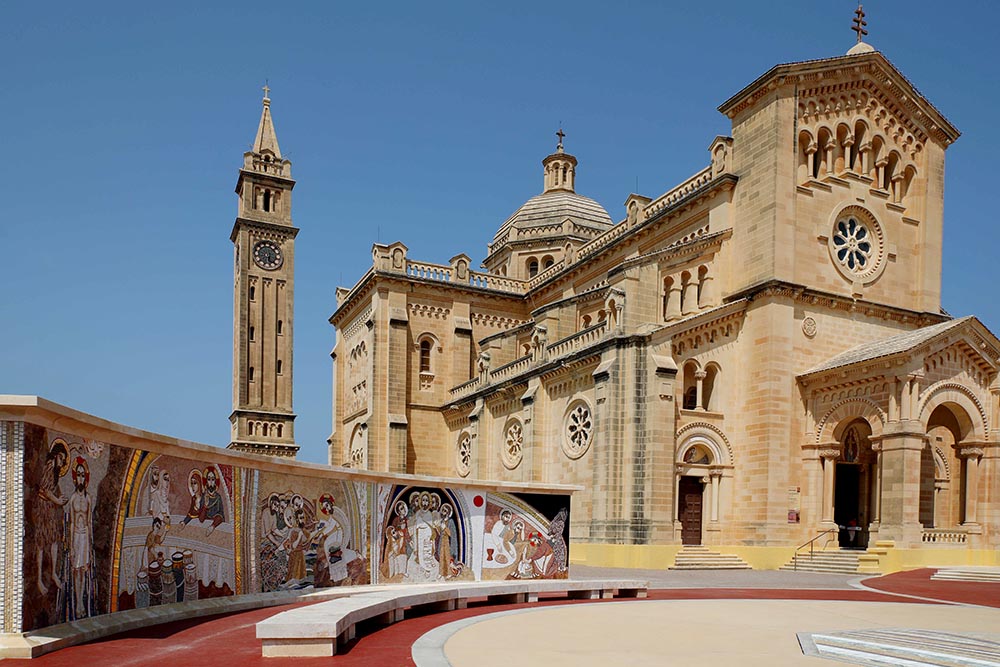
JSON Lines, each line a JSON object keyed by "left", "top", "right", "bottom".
{"left": 788, "top": 486, "right": 801, "bottom": 523}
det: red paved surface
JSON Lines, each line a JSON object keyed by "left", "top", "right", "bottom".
{"left": 14, "top": 586, "right": 936, "bottom": 667}
{"left": 863, "top": 567, "right": 1000, "bottom": 607}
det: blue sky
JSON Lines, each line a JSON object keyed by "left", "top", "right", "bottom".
{"left": 3, "top": 1, "right": 998, "bottom": 463}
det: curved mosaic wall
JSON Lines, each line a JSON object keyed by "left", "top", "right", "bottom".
{"left": 0, "top": 400, "right": 572, "bottom": 635}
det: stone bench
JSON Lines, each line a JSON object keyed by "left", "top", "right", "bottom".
{"left": 256, "top": 579, "right": 649, "bottom": 657}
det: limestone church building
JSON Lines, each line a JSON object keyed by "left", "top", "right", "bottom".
{"left": 326, "top": 37, "right": 999, "bottom": 570}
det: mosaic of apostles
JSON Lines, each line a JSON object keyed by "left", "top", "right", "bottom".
{"left": 377, "top": 486, "right": 473, "bottom": 583}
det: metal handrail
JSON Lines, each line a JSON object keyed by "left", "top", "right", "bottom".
{"left": 792, "top": 528, "right": 838, "bottom": 570}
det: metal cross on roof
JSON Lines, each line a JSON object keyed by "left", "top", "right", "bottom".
{"left": 852, "top": 4, "right": 868, "bottom": 43}
{"left": 556, "top": 127, "right": 565, "bottom": 149}
{"left": 262, "top": 81, "right": 271, "bottom": 99}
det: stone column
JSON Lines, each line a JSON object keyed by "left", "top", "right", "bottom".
{"left": 841, "top": 136, "right": 855, "bottom": 173}
{"left": 820, "top": 447, "right": 840, "bottom": 524}
{"left": 695, "top": 370, "right": 706, "bottom": 411}
{"left": 824, "top": 140, "right": 835, "bottom": 177}
{"left": 697, "top": 274, "right": 715, "bottom": 309}
{"left": 666, "top": 280, "right": 683, "bottom": 321}
{"left": 681, "top": 277, "right": 698, "bottom": 316}
{"left": 870, "top": 441, "right": 882, "bottom": 526}
{"left": 805, "top": 145, "right": 817, "bottom": 179}
{"left": 959, "top": 446, "right": 984, "bottom": 527}
{"left": 709, "top": 470, "right": 721, "bottom": 523}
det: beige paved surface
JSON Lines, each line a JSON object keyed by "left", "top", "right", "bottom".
{"left": 443, "top": 600, "right": 1000, "bottom": 666}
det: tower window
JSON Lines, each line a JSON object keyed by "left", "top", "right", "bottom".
{"left": 249, "top": 326, "right": 255, "bottom": 342}
{"left": 277, "top": 360, "right": 283, "bottom": 374}
{"left": 249, "top": 285, "right": 256, "bottom": 301}
{"left": 263, "top": 189, "right": 272, "bottom": 212}
{"left": 277, "top": 424, "right": 283, "bottom": 438}
{"left": 419, "top": 339, "right": 432, "bottom": 373}
{"left": 528, "top": 258, "right": 539, "bottom": 278}
{"left": 277, "top": 319, "right": 283, "bottom": 335}
{"left": 249, "top": 367, "right": 255, "bottom": 382}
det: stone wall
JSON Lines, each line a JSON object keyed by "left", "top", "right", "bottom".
{"left": 0, "top": 397, "right": 573, "bottom": 635}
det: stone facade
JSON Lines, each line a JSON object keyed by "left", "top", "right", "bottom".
{"left": 329, "top": 43, "right": 1000, "bottom": 566}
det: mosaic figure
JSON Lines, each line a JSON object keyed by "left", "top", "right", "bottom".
{"left": 66, "top": 457, "right": 95, "bottom": 619}
{"left": 36, "top": 439, "right": 69, "bottom": 595}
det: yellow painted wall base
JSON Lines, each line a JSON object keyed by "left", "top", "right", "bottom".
{"left": 570, "top": 543, "right": 797, "bottom": 571}
{"left": 571, "top": 542, "right": 1000, "bottom": 574}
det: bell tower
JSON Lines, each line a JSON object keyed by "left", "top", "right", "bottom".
{"left": 228, "top": 86, "right": 299, "bottom": 458}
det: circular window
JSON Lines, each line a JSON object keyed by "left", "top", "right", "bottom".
{"left": 827, "top": 206, "right": 885, "bottom": 284}
{"left": 456, "top": 433, "right": 472, "bottom": 477}
{"left": 502, "top": 420, "right": 523, "bottom": 469}
{"left": 563, "top": 401, "right": 593, "bottom": 459}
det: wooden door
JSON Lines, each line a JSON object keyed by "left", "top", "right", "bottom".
{"left": 679, "top": 476, "right": 703, "bottom": 545}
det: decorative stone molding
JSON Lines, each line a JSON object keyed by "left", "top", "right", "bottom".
{"left": 956, "top": 446, "right": 984, "bottom": 460}
{"left": 408, "top": 303, "right": 451, "bottom": 320}
{"left": 819, "top": 448, "right": 842, "bottom": 460}
{"left": 802, "top": 316, "right": 817, "bottom": 339}
{"left": 815, "top": 397, "right": 886, "bottom": 444}
{"left": 917, "top": 381, "right": 989, "bottom": 438}
{"left": 676, "top": 422, "right": 733, "bottom": 465}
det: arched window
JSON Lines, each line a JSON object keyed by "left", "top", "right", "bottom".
{"left": 277, "top": 424, "right": 283, "bottom": 438}
{"left": 249, "top": 326, "right": 255, "bottom": 342}
{"left": 248, "top": 421, "right": 255, "bottom": 436}
{"left": 682, "top": 361, "right": 699, "bottom": 410}
{"left": 263, "top": 189, "right": 272, "bottom": 212}
{"left": 702, "top": 363, "right": 720, "bottom": 411}
{"left": 582, "top": 314, "right": 592, "bottom": 328}
{"left": 542, "top": 255, "right": 554, "bottom": 269}
{"left": 419, "top": 339, "right": 432, "bottom": 373}
{"left": 277, "top": 320, "right": 283, "bottom": 335}
{"left": 277, "top": 359, "right": 283, "bottom": 374}
{"left": 249, "top": 285, "right": 256, "bottom": 301}
{"left": 249, "top": 367, "right": 255, "bottom": 382}
{"left": 527, "top": 258, "right": 539, "bottom": 278}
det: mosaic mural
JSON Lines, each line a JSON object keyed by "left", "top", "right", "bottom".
{"left": 12, "top": 421, "right": 571, "bottom": 633}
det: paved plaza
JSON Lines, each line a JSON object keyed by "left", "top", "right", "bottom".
{"left": 15, "top": 566, "right": 999, "bottom": 666}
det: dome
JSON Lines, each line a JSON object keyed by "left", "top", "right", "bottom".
{"left": 490, "top": 190, "right": 613, "bottom": 251}
{"left": 846, "top": 40, "right": 875, "bottom": 55}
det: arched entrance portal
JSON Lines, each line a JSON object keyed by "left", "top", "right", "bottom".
{"left": 675, "top": 435, "right": 729, "bottom": 546}
{"left": 834, "top": 421, "right": 874, "bottom": 549}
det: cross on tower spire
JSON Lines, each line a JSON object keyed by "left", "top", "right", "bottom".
{"left": 556, "top": 127, "right": 565, "bottom": 152}
{"left": 262, "top": 81, "right": 271, "bottom": 100}
{"left": 852, "top": 3, "right": 868, "bottom": 43}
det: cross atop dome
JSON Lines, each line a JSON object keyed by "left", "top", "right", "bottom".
{"left": 852, "top": 4, "right": 868, "bottom": 43}
{"left": 556, "top": 127, "right": 565, "bottom": 153}
{"left": 847, "top": 3, "right": 875, "bottom": 55}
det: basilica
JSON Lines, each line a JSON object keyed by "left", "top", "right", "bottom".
{"left": 311, "top": 36, "right": 1000, "bottom": 570}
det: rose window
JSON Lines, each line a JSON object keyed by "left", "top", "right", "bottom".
{"left": 827, "top": 207, "right": 886, "bottom": 284}
{"left": 456, "top": 434, "right": 472, "bottom": 477}
{"left": 563, "top": 402, "right": 593, "bottom": 459}
{"left": 833, "top": 217, "right": 872, "bottom": 272}
{"left": 502, "top": 421, "right": 523, "bottom": 469}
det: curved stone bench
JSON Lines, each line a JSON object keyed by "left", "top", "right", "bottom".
{"left": 257, "top": 579, "right": 649, "bottom": 657}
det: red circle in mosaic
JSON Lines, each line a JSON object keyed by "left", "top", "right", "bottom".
{"left": 473, "top": 495, "right": 484, "bottom": 507}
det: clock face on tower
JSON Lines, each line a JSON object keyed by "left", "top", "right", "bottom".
{"left": 252, "top": 240, "right": 283, "bottom": 270}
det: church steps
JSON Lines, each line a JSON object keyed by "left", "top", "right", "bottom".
{"left": 802, "top": 628, "right": 1000, "bottom": 667}
{"left": 931, "top": 567, "right": 1000, "bottom": 583}
{"left": 780, "top": 550, "right": 860, "bottom": 574}
{"left": 670, "top": 546, "right": 752, "bottom": 570}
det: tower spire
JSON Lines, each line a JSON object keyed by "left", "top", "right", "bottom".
{"left": 253, "top": 83, "right": 282, "bottom": 158}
